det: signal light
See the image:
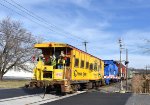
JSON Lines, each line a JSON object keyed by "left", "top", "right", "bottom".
{"left": 125, "top": 61, "right": 129, "bottom": 65}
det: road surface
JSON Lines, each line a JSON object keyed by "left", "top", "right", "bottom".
{"left": 42, "top": 91, "right": 150, "bottom": 105}
{"left": 0, "top": 88, "right": 44, "bottom": 99}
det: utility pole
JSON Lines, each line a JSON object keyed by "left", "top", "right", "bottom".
{"left": 119, "top": 38, "right": 123, "bottom": 91}
{"left": 125, "top": 49, "right": 129, "bottom": 91}
{"left": 83, "top": 41, "right": 88, "bottom": 52}
{"left": 146, "top": 65, "right": 148, "bottom": 74}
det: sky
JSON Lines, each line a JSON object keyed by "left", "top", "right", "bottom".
{"left": 0, "top": 0, "right": 150, "bottom": 69}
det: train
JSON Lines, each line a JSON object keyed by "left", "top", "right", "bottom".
{"left": 103, "top": 60, "right": 127, "bottom": 85}
{"left": 103, "top": 60, "right": 119, "bottom": 85}
{"left": 116, "top": 62, "right": 127, "bottom": 80}
{"left": 27, "top": 42, "right": 126, "bottom": 93}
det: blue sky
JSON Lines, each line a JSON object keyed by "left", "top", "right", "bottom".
{"left": 0, "top": 0, "right": 150, "bottom": 69}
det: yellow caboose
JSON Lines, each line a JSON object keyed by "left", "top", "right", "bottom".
{"left": 30, "top": 42, "right": 104, "bottom": 93}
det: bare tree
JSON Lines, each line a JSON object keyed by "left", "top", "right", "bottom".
{"left": 0, "top": 17, "right": 37, "bottom": 80}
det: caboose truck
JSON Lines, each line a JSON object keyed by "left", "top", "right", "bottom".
{"left": 28, "top": 42, "right": 104, "bottom": 93}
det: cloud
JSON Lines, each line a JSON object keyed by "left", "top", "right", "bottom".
{"left": 128, "top": 54, "right": 149, "bottom": 68}
{"left": 121, "top": 30, "right": 150, "bottom": 54}
{"left": 62, "top": 0, "right": 92, "bottom": 9}
{"left": 15, "top": 0, "right": 92, "bottom": 10}
{"left": 0, "top": 0, "right": 150, "bottom": 69}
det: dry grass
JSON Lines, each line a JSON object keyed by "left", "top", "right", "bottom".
{"left": 0, "top": 80, "right": 30, "bottom": 89}
{"left": 132, "top": 74, "right": 150, "bottom": 93}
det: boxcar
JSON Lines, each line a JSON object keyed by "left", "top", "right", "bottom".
{"left": 116, "top": 62, "right": 126, "bottom": 80}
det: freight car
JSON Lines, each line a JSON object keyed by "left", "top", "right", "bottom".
{"left": 103, "top": 60, "right": 119, "bottom": 85}
{"left": 116, "top": 62, "right": 126, "bottom": 80}
{"left": 28, "top": 42, "right": 104, "bottom": 93}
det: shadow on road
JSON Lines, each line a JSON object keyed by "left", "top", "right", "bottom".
{"left": 0, "top": 87, "right": 66, "bottom": 100}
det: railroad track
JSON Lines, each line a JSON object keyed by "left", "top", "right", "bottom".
{"left": 0, "top": 91, "right": 86, "bottom": 105}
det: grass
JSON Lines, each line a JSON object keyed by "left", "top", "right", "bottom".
{"left": 0, "top": 80, "right": 30, "bottom": 89}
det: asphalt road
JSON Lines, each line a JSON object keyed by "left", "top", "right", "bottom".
{"left": 0, "top": 88, "right": 149, "bottom": 105}
{"left": 0, "top": 88, "right": 44, "bottom": 99}
{"left": 42, "top": 91, "right": 132, "bottom": 105}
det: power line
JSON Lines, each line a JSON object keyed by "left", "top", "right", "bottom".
{"left": 0, "top": 2, "right": 52, "bottom": 32}
{"left": 1, "top": 0, "right": 93, "bottom": 53}
{"left": 10, "top": 0, "right": 51, "bottom": 25}
{"left": 1, "top": 0, "right": 65, "bottom": 39}
{"left": 3, "top": 0, "right": 47, "bottom": 25}
{"left": 0, "top": 2, "right": 68, "bottom": 42}
{"left": 5, "top": 0, "right": 85, "bottom": 42}
{"left": 11, "top": 0, "right": 85, "bottom": 40}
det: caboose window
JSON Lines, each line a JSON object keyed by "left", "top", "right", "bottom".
{"left": 90, "top": 63, "right": 93, "bottom": 70}
{"left": 86, "top": 62, "right": 89, "bottom": 69}
{"left": 74, "top": 58, "right": 79, "bottom": 67}
{"left": 100, "top": 61, "right": 102, "bottom": 69}
{"left": 94, "top": 63, "right": 97, "bottom": 70}
{"left": 43, "top": 71, "right": 52, "bottom": 78}
{"left": 80, "top": 60, "right": 84, "bottom": 68}
{"left": 98, "top": 65, "right": 100, "bottom": 71}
